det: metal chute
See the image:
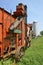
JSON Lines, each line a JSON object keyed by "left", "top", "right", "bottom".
{"left": 10, "top": 17, "right": 23, "bottom": 30}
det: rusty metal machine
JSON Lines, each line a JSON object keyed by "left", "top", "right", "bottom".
{"left": 0, "top": 3, "right": 30, "bottom": 61}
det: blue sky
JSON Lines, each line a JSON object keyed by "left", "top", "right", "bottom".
{"left": 0, "top": 0, "right": 43, "bottom": 34}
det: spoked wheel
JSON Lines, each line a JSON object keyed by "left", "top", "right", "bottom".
{"left": 20, "top": 47, "right": 25, "bottom": 57}
{"left": 15, "top": 46, "right": 25, "bottom": 62}
{"left": 25, "top": 37, "right": 31, "bottom": 49}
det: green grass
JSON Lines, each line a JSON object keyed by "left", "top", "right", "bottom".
{"left": 0, "top": 36, "right": 43, "bottom": 65}
{"left": 17, "top": 36, "right": 43, "bottom": 65}
{"left": 0, "top": 58, "right": 14, "bottom": 65}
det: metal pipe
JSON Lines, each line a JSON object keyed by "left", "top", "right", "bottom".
{"left": 21, "top": 19, "right": 25, "bottom": 46}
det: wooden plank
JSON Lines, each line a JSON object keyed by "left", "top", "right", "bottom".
{"left": 3, "top": 50, "right": 16, "bottom": 58}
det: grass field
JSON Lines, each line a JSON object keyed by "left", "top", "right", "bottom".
{"left": 17, "top": 36, "right": 43, "bottom": 65}
{"left": 0, "top": 36, "right": 43, "bottom": 65}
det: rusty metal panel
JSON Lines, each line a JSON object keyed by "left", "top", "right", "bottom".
{"left": 0, "top": 25, "right": 2, "bottom": 42}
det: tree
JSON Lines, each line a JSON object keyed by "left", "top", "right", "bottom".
{"left": 40, "top": 31, "right": 43, "bottom": 35}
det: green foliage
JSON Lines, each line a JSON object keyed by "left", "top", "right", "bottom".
{"left": 40, "top": 31, "right": 43, "bottom": 35}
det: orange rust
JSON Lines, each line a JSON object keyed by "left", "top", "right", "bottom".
{"left": 0, "top": 3, "right": 27, "bottom": 58}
